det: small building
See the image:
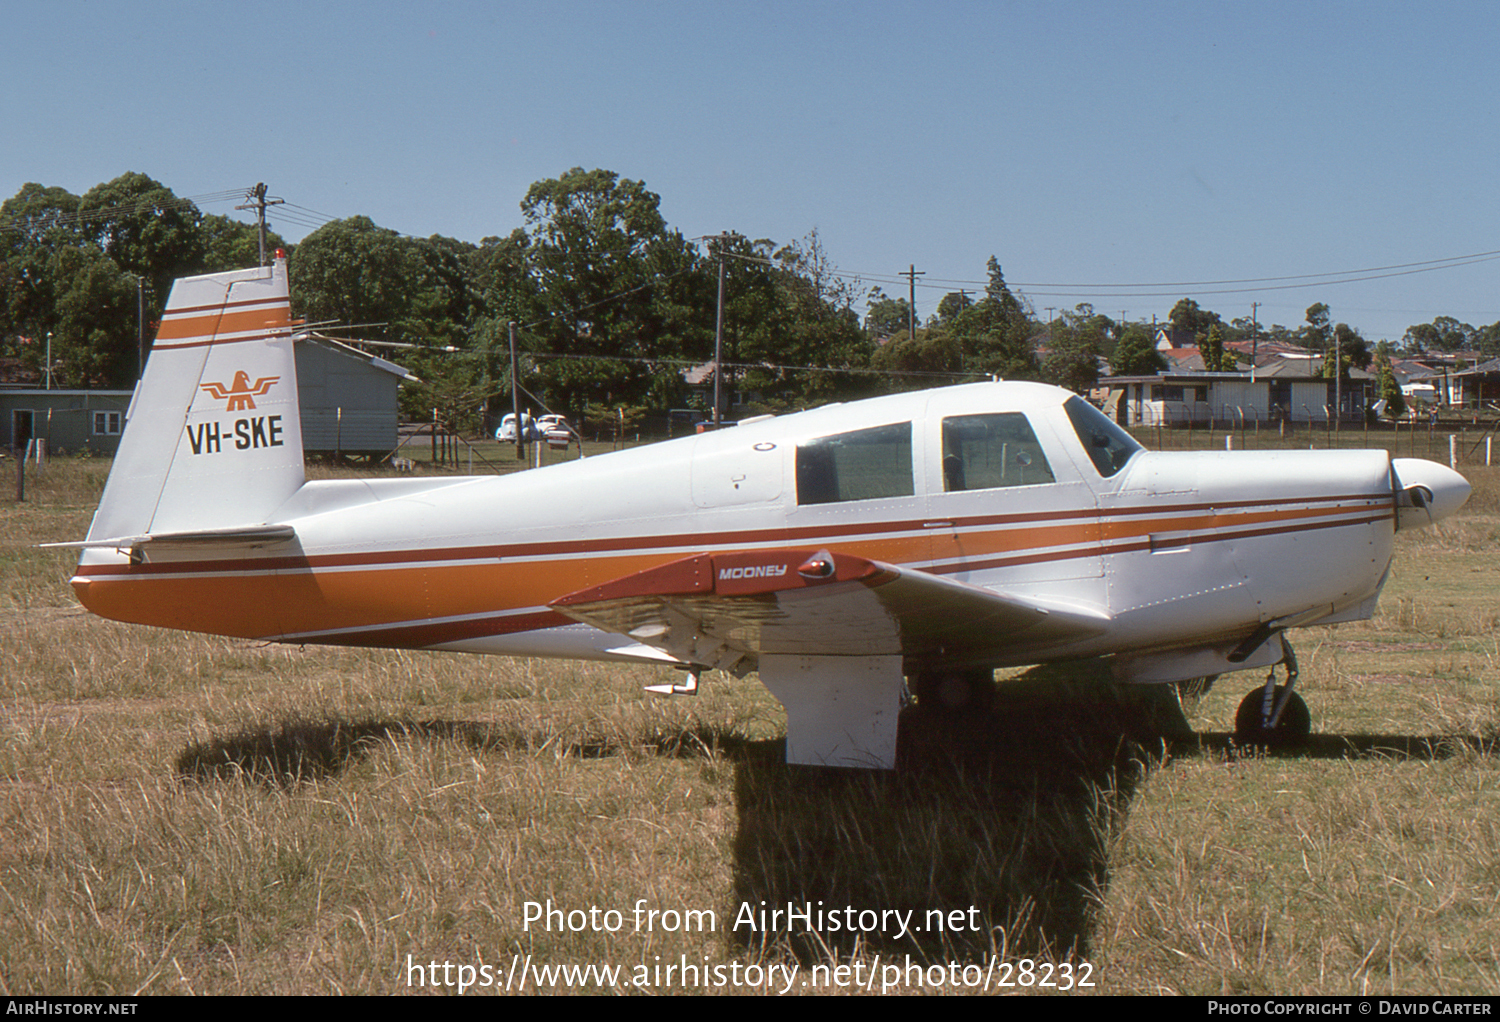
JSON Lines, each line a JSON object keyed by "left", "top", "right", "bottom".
{"left": 293, "top": 335, "right": 415, "bottom": 456}
{"left": 1441, "top": 357, "right": 1500, "bottom": 408}
{"left": 0, "top": 389, "right": 134, "bottom": 454}
{"left": 1105, "top": 361, "right": 1373, "bottom": 428}
{"left": 0, "top": 336, "right": 413, "bottom": 458}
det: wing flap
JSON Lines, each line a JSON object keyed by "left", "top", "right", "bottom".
{"left": 551, "top": 548, "right": 1112, "bottom": 671}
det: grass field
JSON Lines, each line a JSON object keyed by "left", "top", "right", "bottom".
{"left": 2, "top": 431, "right": 1498, "bottom": 995}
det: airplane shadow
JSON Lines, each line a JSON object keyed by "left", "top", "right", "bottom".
{"left": 726, "top": 673, "right": 1500, "bottom": 964}
{"left": 174, "top": 715, "right": 746, "bottom": 787}
{"left": 727, "top": 661, "right": 1188, "bottom": 964}
{"left": 1186, "top": 730, "right": 1500, "bottom": 761}
{"left": 174, "top": 669, "right": 1499, "bottom": 967}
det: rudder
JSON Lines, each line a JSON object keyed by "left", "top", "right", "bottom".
{"left": 85, "top": 251, "right": 304, "bottom": 542}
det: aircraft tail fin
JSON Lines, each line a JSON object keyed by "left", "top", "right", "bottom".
{"left": 85, "top": 251, "right": 305, "bottom": 543}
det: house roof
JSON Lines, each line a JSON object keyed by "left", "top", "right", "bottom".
{"left": 1107, "top": 361, "right": 1373, "bottom": 386}
{"left": 1447, "top": 357, "right": 1500, "bottom": 377}
{"left": 0, "top": 358, "right": 41, "bottom": 388}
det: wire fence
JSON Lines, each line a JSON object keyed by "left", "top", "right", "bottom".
{"left": 1124, "top": 402, "right": 1500, "bottom": 467}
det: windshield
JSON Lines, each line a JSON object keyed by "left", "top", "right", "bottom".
{"left": 1063, "top": 396, "right": 1142, "bottom": 478}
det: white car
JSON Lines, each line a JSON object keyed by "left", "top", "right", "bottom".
{"left": 495, "top": 413, "right": 539, "bottom": 442}
{"left": 537, "top": 415, "right": 572, "bottom": 447}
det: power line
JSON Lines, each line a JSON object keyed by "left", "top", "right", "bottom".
{"left": 0, "top": 187, "right": 254, "bottom": 234}
{"left": 748, "top": 247, "right": 1500, "bottom": 302}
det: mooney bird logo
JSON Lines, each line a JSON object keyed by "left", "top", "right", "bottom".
{"left": 200, "top": 371, "right": 280, "bottom": 411}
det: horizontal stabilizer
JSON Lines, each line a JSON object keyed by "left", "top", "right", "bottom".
{"left": 43, "top": 524, "right": 296, "bottom": 551}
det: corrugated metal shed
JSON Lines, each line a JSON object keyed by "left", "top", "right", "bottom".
{"left": 293, "top": 336, "right": 414, "bottom": 455}
{"left": 0, "top": 337, "right": 412, "bottom": 458}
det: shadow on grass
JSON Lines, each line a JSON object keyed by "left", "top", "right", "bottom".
{"left": 176, "top": 715, "right": 747, "bottom": 787}
{"left": 188, "top": 659, "right": 1492, "bottom": 966}
{"left": 1190, "top": 730, "right": 1500, "bottom": 761}
{"left": 728, "top": 660, "right": 1192, "bottom": 965}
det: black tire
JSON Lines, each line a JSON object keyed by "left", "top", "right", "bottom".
{"left": 1234, "top": 684, "right": 1311, "bottom": 747}
{"left": 913, "top": 668, "right": 996, "bottom": 713}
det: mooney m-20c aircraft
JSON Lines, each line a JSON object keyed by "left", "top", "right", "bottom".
{"left": 58, "top": 254, "right": 1471, "bottom": 768}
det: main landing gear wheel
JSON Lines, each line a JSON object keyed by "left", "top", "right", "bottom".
{"left": 1233, "top": 639, "right": 1309, "bottom": 747}
{"left": 913, "top": 668, "right": 996, "bottom": 713}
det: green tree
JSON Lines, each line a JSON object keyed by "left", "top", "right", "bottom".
{"left": 1039, "top": 304, "right": 1105, "bottom": 392}
{"left": 1168, "top": 297, "right": 1222, "bottom": 343}
{"left": 77, "top": 173, "right": 204, "bottom": 314}
{"left": 518, "top": 168, "right": 685, "bottom": 415}
{"left": 1304, "top": 302, "right": 1331, "bottom": 360}
{"left": 758, "top": 231, "right": 870, "bottom": 406}
{"left": 944, "top": 258, "right": 1038, "bottom": 380}
{"left": 933, "top": 290, "right": 974, "bottom": 326}
{"left": 46, "top": 245, "right": 138, "bottom": 386}
{"left": 864, "top": 288, "right": 912, "bottom": 340}
{"left": 1375, "top": 349, "right": 1406, "bottom": 418}
{"left": 0, "top": 183, "right": 84, "bottom": 358}
{"left": 1039, "top": 334, "right": 1100, "bottom": 392}
{"left": 699, "top": 230, "right": 870, "bottom": 411}
{"left": 872, "top": 328, "right": 961, "bottom": 390}
{"left": 1109, "top": 325, "right": 1167, "bottom": 376}
{"left": 1201, "top": 323, "right": 1227, "bottom": 372}
{"left": 198, "top": 213, "right": 289, "bottom": 273}
{"left": 291, "top": 216, "right": 441, "bottom": 340}
{"left": 1402, "top": 316, "right": 1474, "bottom": 353}
{"left": 1325, "top": 322, "right": 1370, "bottom": 378}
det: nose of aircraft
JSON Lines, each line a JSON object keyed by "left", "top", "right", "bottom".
{"left": 1392, "top": 457, "right": 1471, "bottom": 529}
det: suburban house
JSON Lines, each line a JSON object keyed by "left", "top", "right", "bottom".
{"left": 1439, "top": 357, "right": 1500, "bottom": 408}
{"left": 1104, "top": 358, "right": 1374, "bottom": 428}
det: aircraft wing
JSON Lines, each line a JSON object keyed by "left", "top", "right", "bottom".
{"left": 550, "top": 549, "right": 1112, "bottom": 674}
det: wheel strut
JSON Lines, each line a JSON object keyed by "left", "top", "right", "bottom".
{"left": 1235, "top": 636, "right": 1311, "bottom": 746}
{"left": 1259, "top": 637, "right": 1299, "bottom": 729}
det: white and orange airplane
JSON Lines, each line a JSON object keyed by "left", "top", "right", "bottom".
{"left": 58, "top": 253, "right": 1471, "bottom": 768}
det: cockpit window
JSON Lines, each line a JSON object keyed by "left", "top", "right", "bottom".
{"left": 1064, "top": 395, "right": 1142, "bottom": 477}
{"left": 941, "top": 414, "right": 1055, "bottom": 491}
{"left": 796, "top": 421, "right": 913, "bottom": 504}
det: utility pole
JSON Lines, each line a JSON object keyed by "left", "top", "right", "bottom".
{"left": 235, "top": 183, "right": 285, "bottom": 266}
{"left": 137, "top": 277, "right": 147, "bottom": 381}
{"left": 1334, "top": 325, "right": 1342, "bottom": 433}
{"left": 1250, "top": 301, "right": 1260, "bottom": 366}
{"left": 715, "top": 238, "right": 726, "bottom": 427}
{"left": 697, "top": 233, "right": 735, "bottom": 427}
{"left": 509, "top": 321, "right": 524, "bottom": 461}
{"left": 901, "top": 265, "right": 925, "bottom": 340}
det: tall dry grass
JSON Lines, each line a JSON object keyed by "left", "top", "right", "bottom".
{"left": 2, "top": 451, "right": 1498, "bottom": 994}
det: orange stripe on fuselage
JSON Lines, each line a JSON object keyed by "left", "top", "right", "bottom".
{"left": 71, "top": 494, "right": 1392, "bottom": 646}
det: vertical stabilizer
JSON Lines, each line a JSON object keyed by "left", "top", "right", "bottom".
{"left": 86, "top": 252, "right": 304, "bottom": 541}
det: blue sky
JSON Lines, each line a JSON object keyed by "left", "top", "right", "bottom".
{"left": 7, "top": 0, "right": 1500, "bottom": 343}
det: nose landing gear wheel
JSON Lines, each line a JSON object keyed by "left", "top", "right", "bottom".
{"left": 1233, "top": 637, "right": 1309, "bottom": 747}
{"left": 1234, "top": 684, "right": 1310, "bottom": 746}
